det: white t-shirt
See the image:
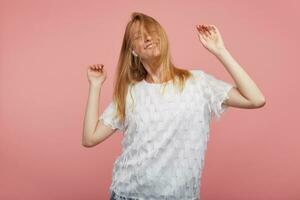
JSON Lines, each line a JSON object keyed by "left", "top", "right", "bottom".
{"left": 100, "top": 69, "right": 234, "bottom": 200}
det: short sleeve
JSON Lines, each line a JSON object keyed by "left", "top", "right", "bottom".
{"left": 99, "top": 101, "right": 125, "bottom": 132}
{"left": 200, "top": 70, "right": 234, "bottom": 121}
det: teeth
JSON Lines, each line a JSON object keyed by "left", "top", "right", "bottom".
{"left": 146, "top": 44, "right": 153, "bottom": 49}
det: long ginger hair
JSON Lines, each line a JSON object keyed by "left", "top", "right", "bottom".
{"left": 112, "top": 12, "right": 192, "bottom": 125}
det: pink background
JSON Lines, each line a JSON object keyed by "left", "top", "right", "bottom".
{"left": 1, "top": 0, "right": 299, "bottom": 199}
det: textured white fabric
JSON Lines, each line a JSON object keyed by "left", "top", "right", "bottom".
{"left": 99, "top": 69, "right": 234, "bottom": 200}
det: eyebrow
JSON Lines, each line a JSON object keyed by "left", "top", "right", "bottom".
{"left": 133, "top": 31, "right": 142, "bottom": 35}
{"left": 132, "top": 29, "right": 155, "bottom": 37}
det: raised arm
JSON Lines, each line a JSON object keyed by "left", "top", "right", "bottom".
{"left": 215, "top": 49, "right": 266, "bottom": 108}
{"left": 82, "top": 64, "right": 116, "bottom": 148}
{"left": 196, "top": 24, "right": 266, "bottom": 108}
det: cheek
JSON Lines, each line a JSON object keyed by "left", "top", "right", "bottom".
{"left": 132, "top": 42, "right": 144, "bottom": 51}
{"left": 137, "top": 45, "right": 146, "bottom": 53}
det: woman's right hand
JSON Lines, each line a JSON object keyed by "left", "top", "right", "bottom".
{"left": 87, "top": 64, "right": 107, "bottom": 87}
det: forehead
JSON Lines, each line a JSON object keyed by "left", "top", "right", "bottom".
{"left": 131, "top": 21, "right": 155, "bottom": 35}
{"left": 131, "top": 21, "right": 143, "bottom": 35}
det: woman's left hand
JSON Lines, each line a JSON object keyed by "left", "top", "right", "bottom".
{"left": 196, "top": 24, "right": 226, "bottom": 55}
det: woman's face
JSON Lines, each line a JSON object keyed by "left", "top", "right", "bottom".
{"left": 130, "top": 21, "right": 161, "bottom": 61}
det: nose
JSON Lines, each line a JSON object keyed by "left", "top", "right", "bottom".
{"left": 144, "top": 35, "right": 152, "bottom": 42}
{"left": 143, "top": 31, "right": 152, "bottom": 41}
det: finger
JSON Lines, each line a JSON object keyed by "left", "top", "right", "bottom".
{"left": 209, "top": 26, "right": 217, "bottom": 34}
{"left": 197, "top": 31, "right": 207, "bottom": 43}
{"left": 196, "top": 25, "right": 205, "bottom": 35}
{"left": 203, "top": 24, "right": 212, "bottom": 36}
{"left": 204, "top": 26, "right": 214, "bottom": 39}
{"left": 99, "top": 64, "right": 104, "bottom": 72}
{"left": 197, "top": 25, "right": 210, "bottom": 39}
{"left": 199, "top": 25, "right": 209, "bottom": 37}
{"left": 211, "top": 25, "right": 220, "bottom": 35}
{"left": 206, "top": 25, "right": 214, "bottom": 34}
{"left": 210, "top": 25, "right": 216, "bottom": 32}
{"left": 200, "top": 25, "right": 207, "bottom": 34}
{"left": 196, "top": 24, "right": 205, "bottom": 33}
{"left": 208, "top": 25, "right": 215, "bottom": 32}
{"left": 202, "top": 24, "right": 209, "bottom": 32}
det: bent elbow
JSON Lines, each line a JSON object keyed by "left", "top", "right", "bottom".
{"left": 253, "top": 97, "right": 266, "bottom": 108}
{"left": 82, "top": 136, "right": 95, "bottom": 148}
{"left": 82, "top": 141, "right": 92, "bottom": 148}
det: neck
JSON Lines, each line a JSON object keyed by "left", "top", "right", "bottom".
{"left": 144, "top": 65, "right": 164, "bottom": 83}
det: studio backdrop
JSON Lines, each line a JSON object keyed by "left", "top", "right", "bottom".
{"left": 0, "top": 0, "right": 299, "bottom": 200}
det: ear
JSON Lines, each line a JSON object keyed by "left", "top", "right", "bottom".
{"left": 132, "top": 50, "right": 138, "bottom": 57}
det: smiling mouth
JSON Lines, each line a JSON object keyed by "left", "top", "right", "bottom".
{"left": 145, "top": 43, "right": 156, "bottom": 49}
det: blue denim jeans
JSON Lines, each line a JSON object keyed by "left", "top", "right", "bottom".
{"left": 109, "top": 190, "right": 116, "bottom": 200}
{"left": 110, "top": 190, "right": 138, "bottom": 200}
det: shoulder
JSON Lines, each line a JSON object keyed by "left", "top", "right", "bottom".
{"left": 188, "top": 69, "right": 205, "bottom": 77}
{"left": 187, "top": 69, "right": 206, "bottom": 83}
{"left": 186, "top": 69, "right": 219, "bottom": 90}
{"left": 188, "top": 69, "right": 220, "bottom": 83}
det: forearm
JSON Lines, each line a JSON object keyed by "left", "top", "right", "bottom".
{"left": 82, "top": 84, "right": 102, "bottom": 145}
{"left": 214, "top": 48, "right": 266, "bottom": 104}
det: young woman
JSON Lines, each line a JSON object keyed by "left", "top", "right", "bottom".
{"left": 82, "top": 12, "right": 266, "bottom": 200}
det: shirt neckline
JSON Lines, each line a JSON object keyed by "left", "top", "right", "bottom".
{"left": 142, "top": 78, "right": 173, "bottom": 86}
